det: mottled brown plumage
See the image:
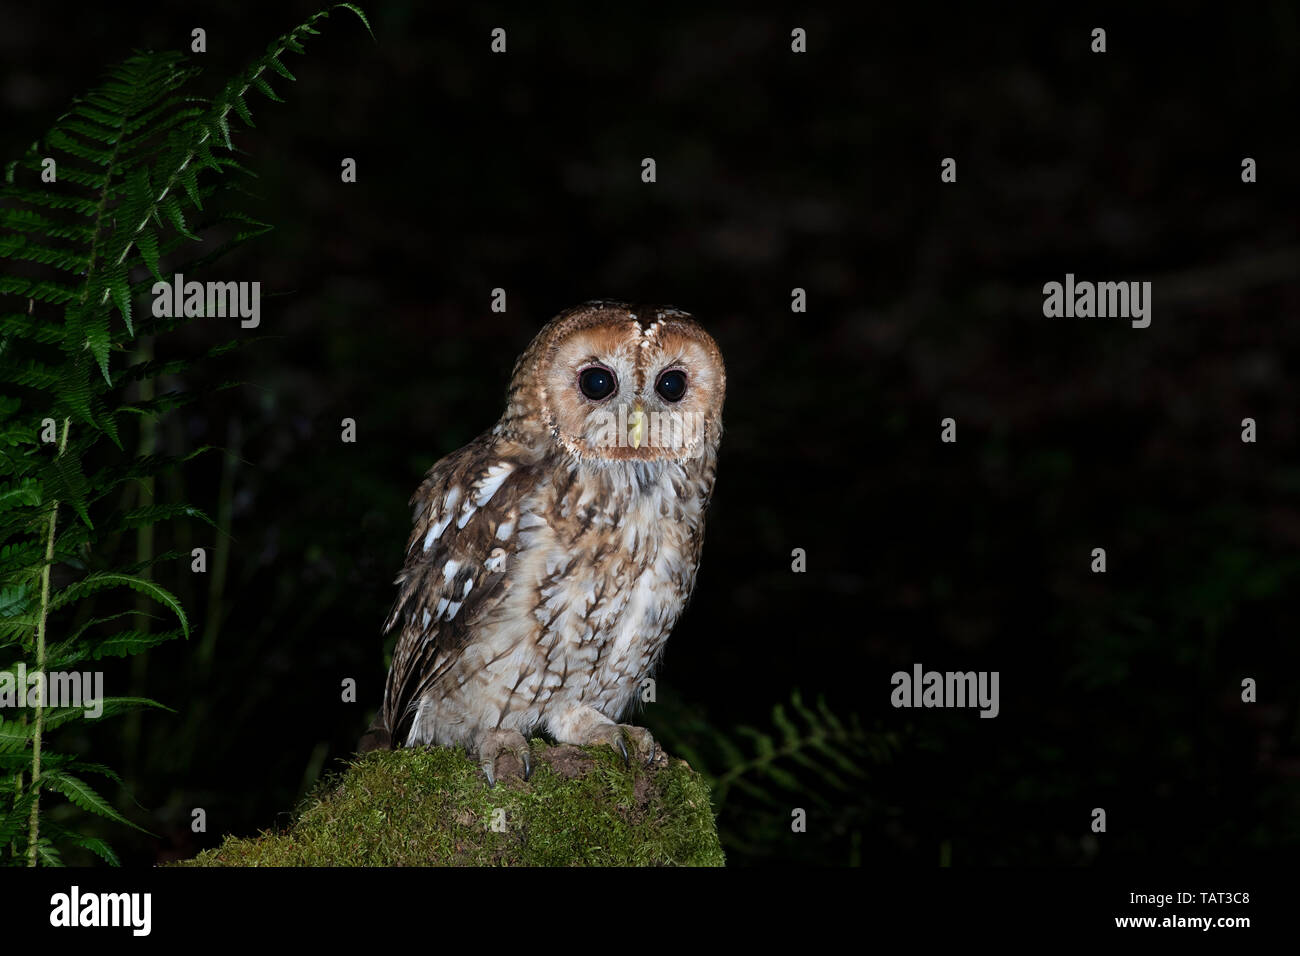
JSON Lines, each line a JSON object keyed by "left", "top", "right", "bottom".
{"left": 361, "top": 302, "right": 725, "bottom": 783}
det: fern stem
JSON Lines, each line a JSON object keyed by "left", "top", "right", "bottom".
{"left": 27, "top": 416, "right": 70, "bottom": 866}
{"left": 123, "top": 338, "right": 156, "bottom": 776}
{"left": 714, "top": 735, "right": 815, "bottom": 795}
{"left": 199, "top": 420, "right": 239, "bottom": 670}
{"left": 9, "top": 715, "right": 25, "bottom": 861}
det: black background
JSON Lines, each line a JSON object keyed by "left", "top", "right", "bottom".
{"left": 1, "top": 1, "right": 1296, "bottom": 867}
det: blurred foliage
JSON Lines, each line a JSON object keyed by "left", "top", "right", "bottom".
{"left": 655, "top": 690, "right": 901, "bottom": 865}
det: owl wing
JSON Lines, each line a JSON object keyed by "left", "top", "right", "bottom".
{"left": 369, "top": 431, "right": 539, "bottom": 749}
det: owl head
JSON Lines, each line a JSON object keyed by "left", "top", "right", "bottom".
{"left": 505, "top": 301, "right": 725, "bottom": 464}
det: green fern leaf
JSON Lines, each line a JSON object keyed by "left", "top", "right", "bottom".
{"left": 0, "top": 207, "right": 93, "bottom": 242}
{"left": 32, "top": 821, "right": 122, "bottom": 866}
{"left": 41, "top": 451, "right": 92, "bottom": 529}
{"left": 0, "top": 793, "right": 37, "bottom": 845}
{"left": 771, "top": 702, "right": 800, "bottom": 746}
{"left": 0, "top": 716, "right": 33, "bottom": 753}
{"left": 158, "top": 194, "right": 197, "bottom": 240}
{"left": 107, "top": 268, "right": 133, "bottom": 337}
{"left": 89, "top": 627, "right": 186, "bottom": 660}
{"left": 0, "top": 276, "right": 77, "bottom": 305}
{"left": 0, "top": 311, "right": 66, "bottom": 345}
{"left": 0, "top": 479, "right": 41, "bottom": 511}
{"left": 63, "top": 833, "right": 120, "bottom": 866}
{"left": 35, "top": 839, "right": 65, "bottom": 866}
{"left": 250, "top": 74, "right": 285, "bottom": 103}
{"left": 40, "top": 771, "right": 146, "bottom": 833}
{"left": 48, "top": 572, "right": 189, "bottom": 637}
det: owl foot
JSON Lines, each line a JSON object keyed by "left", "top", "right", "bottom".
{"left": 584, "top": 723, "right": 658, "bottom": 768}
{"left": 474, "top": 729, "right": 533, "bottom": 787}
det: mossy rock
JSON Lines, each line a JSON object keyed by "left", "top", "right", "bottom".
{"left": 173, "top": 741, "right": 724, "bottom": 866}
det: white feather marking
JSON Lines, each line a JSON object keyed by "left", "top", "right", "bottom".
{"left": 436, "top": 597, "right": 449, "bottom": 618}
{"left": 462, "top": 578, "right": 473, "bottom": 598}
{"left": 423, "top": 512, "right": 452, "bottom": 551}
{"left": 474, "top": 463, "right": 514, "bottom": 506}
{"left": 442, "top": 559, "right": 460, "bottom": 581}
{"left": 404, "top": 699, "right": 427, "bottom": 747}
{"left": 495, "top": 520, "right": 515, "bottom": 541}
{"left": 446, "top": 600, "right": 462, "bottom": 620}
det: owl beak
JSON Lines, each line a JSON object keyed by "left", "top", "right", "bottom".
{"left": 628, "top": 405, "right": 647, "bottom": 449}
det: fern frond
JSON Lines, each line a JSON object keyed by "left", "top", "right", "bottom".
{"left": 39, "top": 771, "right": 146, "bottom": 833}
{"left": 33, "top": 821, "right": 121, "bottom": 866}
{"left": 678, "top": 690, "right": 901, "bottom": 809}
{"left": 0, "top": 793, "right": 36, "bottom": 846}
{"left": 48, "top": 572, "right": 189, "bottom": 637}
{"left": 0, "top": 2, "right": 372, "bottom": 867}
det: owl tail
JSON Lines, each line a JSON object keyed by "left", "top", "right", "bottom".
{"left": 357, "top": 721, "right": 392, "bottom": 753}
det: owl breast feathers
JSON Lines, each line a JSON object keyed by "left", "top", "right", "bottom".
{"left": 361, "top": 302, "right": 725, "bottom": 783}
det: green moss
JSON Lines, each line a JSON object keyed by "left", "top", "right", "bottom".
{"left": 172, "top": 741, "right": 724, "bottom": 866}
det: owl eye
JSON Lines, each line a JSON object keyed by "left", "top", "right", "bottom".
{"left": 655, "top": 369, "right": 688, "bottom": 402}
{"left": 577, "top": 365, "right": 617, "bottom": 401}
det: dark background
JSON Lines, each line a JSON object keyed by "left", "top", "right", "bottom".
{"left": 2, "top": 1, "right": 1296, "bottom": 866}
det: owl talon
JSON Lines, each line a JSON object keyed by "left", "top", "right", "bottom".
{"left": 577, "top": 722, "right": 657, "bottom": 769}
{"left": 474, "top": 729, "right": 532, "bottom": 787}
{"left": 621, "top": 724, "right": 658, "bottom": 766}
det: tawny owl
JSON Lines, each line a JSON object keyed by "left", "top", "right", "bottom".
{"left": 360, "top": 301, "right": 725, "bottom": 784}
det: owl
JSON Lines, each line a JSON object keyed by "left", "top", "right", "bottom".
{"left": 360, "top": 301, "right": 726, "bottom": 784}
